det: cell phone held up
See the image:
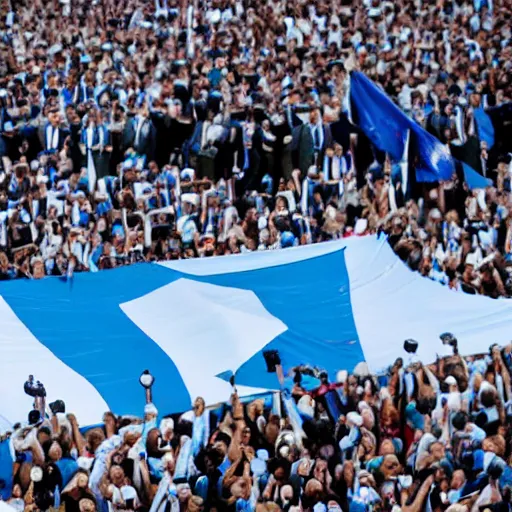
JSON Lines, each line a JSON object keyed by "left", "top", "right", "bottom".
{"left": 263, "top": 350, "right": 281, "bottom": 373}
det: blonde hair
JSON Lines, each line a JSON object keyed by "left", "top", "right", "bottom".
{"left": 256, "top": 502, "right": 282, "bottom": 512}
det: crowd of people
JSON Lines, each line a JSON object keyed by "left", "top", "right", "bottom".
{"left": 1, "top": 338, "right": 511, "bottom": 512}
{"left": 0, "top": 0, "right": 510, "bottom": 297}
{"left": 1, "top": 0, "right": 512, "bottom": 509}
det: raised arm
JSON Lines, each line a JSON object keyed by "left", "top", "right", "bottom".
{"left": 67, "top": 413, "right": 86, "bottom": 455}
{"left": 227, "top": 392, "right": 245, "bottom": 463}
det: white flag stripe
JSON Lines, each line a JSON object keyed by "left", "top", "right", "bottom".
{"left": 0, "top": 296, "right": 109, "bottom": 425}
{"left": 158, "top": 239, "right": 342, "bottom": 276}
{"left": 343, "top": 236, "right": 512, "bottom": 373}
{"left": 120, "top": 278, "right": 286, "bottom": 405}
{"left": 400, "top": 129, "right": 410, "bottom": 196}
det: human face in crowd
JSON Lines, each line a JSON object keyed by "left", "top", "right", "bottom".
{"left": 194, "top": 397, "right": 205, "bottom": 416}
{"left": 48, "top": 110, "right": 61, "bottom": 127}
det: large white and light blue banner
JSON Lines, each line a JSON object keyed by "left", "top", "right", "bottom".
{"left": 1, "top": 235, "right": 512, "bottom": 426}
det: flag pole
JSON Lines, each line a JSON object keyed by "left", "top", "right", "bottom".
{"left": 400, "top": 129, "right": 410, "bottom": 199}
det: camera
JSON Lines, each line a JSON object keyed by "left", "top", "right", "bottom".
{"left": 440, "top": 332, "right": 458, "bottom": 354}
{"left": 404, "top": 339, "right": 418, "bottom": 354}
{"left": 24, "top": 375, "right": 46, "bottom": 398}
{"left": 49, "top": 399, "right": 65, "bottom": 415}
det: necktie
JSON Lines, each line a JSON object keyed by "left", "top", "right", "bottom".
{"left": 287, "top": 106, "right": 293, "bottom": 128}
{"left": 48, "top": 125, "right": 58, "bottom": 150}
{"left": 134, "top": 117, "right": 144, "bottom": 147}
{"left": 314, "top": 126, "right": 320, "bottom": 149}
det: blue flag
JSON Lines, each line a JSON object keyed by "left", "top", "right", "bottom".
{"left": 0, "top": 439, "right": 13, "bottom": 500}
{"left": 473, "top": 107, "right": 495, "bottom": 149}
{"left": 461, "top": 162, "right": 492, "bottom": 190}
{"left": 350, "top": 72, "right": 409, "bottom": 161}
{"left": 350, "top": 72, "right": 454, "bottom": 182}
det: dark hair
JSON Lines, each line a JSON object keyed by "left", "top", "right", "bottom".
{"left": 431, "top": 426, "right": 443, "bottom": 440}
{"left": 452, "top": 411, "right": 468, "bottom": 431}
{"left": 215, "top": 431, "right": 232, "bottom": 447}
{"left": 480, "top": 388, "right": 496, "bottom": 408}
{"left": 38, "top": 426, "right": 52, "bottom": 437}
{"left": 416, "top": 396, "right": 436, "bottom": 415}
{"left": 268, "top": 457, "right": 291, "bottom": 479}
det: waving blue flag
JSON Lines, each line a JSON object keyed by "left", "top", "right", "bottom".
{"left": 473, "top": 107, "right": 495, "bottom": 149}
{"left": 350, "top": 72, "right": 409, "bottom": 161}
{"left": 462, "top": 162, "right": 492, "bottom": 190}
{"left": 350, "top": 72, "right": 454, "bottom": 182}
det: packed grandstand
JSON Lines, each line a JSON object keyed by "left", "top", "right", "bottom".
{"left": 0, "top": 0, "right": 511, "bottom": 510}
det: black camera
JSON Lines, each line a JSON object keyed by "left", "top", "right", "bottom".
{"left": 440, "top": 332, "right": 458, "bottom": 354}
{"left": 49, "top": 400, "right": 65, "bottom": 415}
{"left": 263, "top": 350, "right": 281, "bottom": 373}
{"left": 24, "top": 376, "right": 46, "bottom": 398}
{"left": 28, "top": 409, "right": 42, "bottom": 426}
{"left": 404, "top": 339, "right": 418, "bottom": 354}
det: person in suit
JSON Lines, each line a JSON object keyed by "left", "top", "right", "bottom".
{"left": 271, "top": 112, "right": 294, "bottom": 194}
{"left": 292, "top": 113, "right": 314, "bottom": 176}
{"left": 309, "top": 107, "right": 333, "bottom": 166}
{"left": 283, "top": 89, "right": 303, "bottom": 130}
{"left": 123, "top": 104, "right": 157, "bottom": 163}
{"left": 72, "top": 70, "right": 96, "bottom": 105}
{"left": 292, "top": 106, "right": 333, "bottom": 174}
{"left": 80, "top": 109, "right": 112, "bottom": 182}
{"left": 225, "top": 118, "right": 245, "bottom": 178}
{"left": 44, "top": 107, "right": 69, "bottom": 153}
{"left": 149, "top": 100, "right": 174, "bottom": 169}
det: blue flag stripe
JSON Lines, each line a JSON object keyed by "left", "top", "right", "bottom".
{"left": 0, "top": 265, "right": 192, "bottom": 415}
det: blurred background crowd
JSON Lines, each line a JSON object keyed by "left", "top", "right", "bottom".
{"left": 0, "top": 0, "right": 510, "bottom": 297}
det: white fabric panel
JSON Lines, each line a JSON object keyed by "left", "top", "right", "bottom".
{"left": 121, "top": 278, "right": 286, "bottom": 405}
{"left": 157, "top": 240, "right": 342, "bottom": 275}
{"left": 343, "top": 235, "right": 512, "bottom": 372}
{"left": 0, "top": 414, "right": 12, "bottom": 435}
{"left": 0, "top": 502, "right": 18, "bottom": 512}
{"left": 0, "top": 296, "right": 109, "bottom": 425}
{"left": 160, "top": 235, "right": 512, "bottom": 373}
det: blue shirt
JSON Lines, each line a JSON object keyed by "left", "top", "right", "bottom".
{"left": 56, "top": 457, "right": 79, "bottom": 487}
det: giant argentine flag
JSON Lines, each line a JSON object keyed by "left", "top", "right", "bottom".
{"left": 1, "top": 235, "right": 512, "bottom": 426}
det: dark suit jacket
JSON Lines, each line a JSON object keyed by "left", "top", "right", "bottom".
{"left": 292, "top": 123, "right": 332, "bottom": 173}
{"left": 43, "top": 123, "right": 70, "bottom": 152}
{"left": 123, "top": 116, "right": 157, "bottom": 162}
{"left": 292, "top": 123, "right": 314, "bottom": 174}
{"left": 319, "top": 123, "right": 333, "bottom": 164}
{"left": 227, "top": 120, "right": 245, "bottom": 171}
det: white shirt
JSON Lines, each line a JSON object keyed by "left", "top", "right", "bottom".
{"left": 327, "top": 29, "right": 342, "bottom": 48}
{"left": 46, "top": 124, "right": 59, "bottom": 150}
{"left": 134, "top": 116, "right": 146, "bottom": 147}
